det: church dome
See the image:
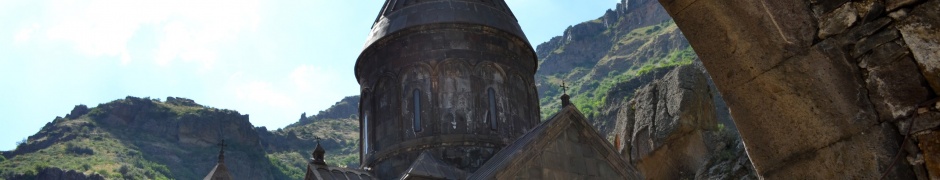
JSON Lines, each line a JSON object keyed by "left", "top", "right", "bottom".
{"left": 363, "top": 0, "right": 528, "bottom": 48}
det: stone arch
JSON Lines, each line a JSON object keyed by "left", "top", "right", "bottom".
{"left": 372, "top": 74, "right": 400, "bottom": 151}
{"left": 508, "top": 74, "right": 529, "bottom": 135}
{"left": 359, "top": 88, "right": 373, "bottom": 162}
{"left": 400, "top": 63, "right": 433, "bottom": 137}
{"left": 437, "top": 59, "right": 473, "bottom": 134}
{"left": 655, "top": 0, "right": 938, "bottom": 178}
{"left": 474, "top": 61, "right": 507, "bottom": 134}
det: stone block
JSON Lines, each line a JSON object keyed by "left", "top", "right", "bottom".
{"left": 818, "top": 3, "right": 857, "bottom": 39}
{"left": 855, "top": 1, "right": 886, "bottom": 22}
{"left": 858, "top": 40, "right": 909, "bottom": 69}
{"left": 865, "top": 55, "right": 932, "bottom": 120}
{"left": 907, "top": 112, "right": 940, "bottom": 134}
{"left": 719, "top": 46, "right": 887, "bottom": 176}
{"left": 810, "top": 0, "right": 851, "bottom": 16}
{"left": 887, "top": 0, "right": 924, "bottom": 11}
{"left": 898, "top": 0, "right": 940, "bottom": 93}
{"left": 917, "top": 131, "right": 940, "bottom": 179}
{"left": 663, "top": 0, "right": 816, "bottom": 89}
{"left": 762, "top": 123, "right": 911, "bottom": 179}
{"left": 848, "top": 18, "right": 893, "bottom": 40}
{"left": 853, "top": 29, "right": 900, "bottom": 57}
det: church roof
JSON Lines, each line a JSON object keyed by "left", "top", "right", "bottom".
{"left": 364, "top": 0, "right": 528, "bottom": 49}
{"left": 203, "top": 163, "right": 233, "bottom": 180}
{"left": 304, "top": 165, "right": 375, "bottom": 180}
{"left": 397, "top": 152, "right": 467, "bottom": 180}
{"left": 468, "top": 105, "right": 643, "bottom": 179}
{"left": 204, "top": 141, "right": 233, "bottom": 180}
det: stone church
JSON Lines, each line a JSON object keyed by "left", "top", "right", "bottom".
{"left": 301, "top": 0, "right": 642, "bottom": 179}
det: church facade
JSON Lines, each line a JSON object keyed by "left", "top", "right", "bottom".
{"left": 303, "top": 0, "right": 642, "bottom": 179}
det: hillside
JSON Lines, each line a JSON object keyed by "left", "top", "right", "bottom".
{"left": 0, "top": 96, "right": 364, "bottom": 180}
{"left": 534, "top": 0, "right": 695, "bottom": 121}
{"left": 0, "top": 96, "right": 291, "bottom": 180}
{"left": 259, "top": 96, "right": 361, "bottom": 179}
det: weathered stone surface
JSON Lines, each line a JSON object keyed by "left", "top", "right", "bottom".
{"left": 721, "top": 46, "right": 885, "bottom": 176}
{"left": 853, "top": 28, "right": 900, "bottom": 57}
{"left": 659, "top": 0, "right": 817, "bottom": 86}
{"left": 917, "top": 131, "right": 940, "bottom": 179}
{"left": 855, "top": 1, "right": 886, "bottom": 22}
{"left": 613, "top": 65, "right": 718, "bottom": 179}
{"left": 657, "top": 0, "right": 938, "bottom": 177}
{"left": 887, "top": 0, "right": 924, "bottom": 11}
{"left": 906, "top": 112, "right": 940, "bottom": 133}
{"left": 858, "top": 40, "right": 909, "bottom": 68}
{"left": 888, "top": 8, "right": 911, "bottom": 20}
{"left": 762, "top": 123, "right": 912, "bottom": 179}
{"left": 848, "top": 17, "right": 893, "bottom": 40}
{"left": 865, "top": 55, "right": 932, "bottom": 120}
{"left": 810, "top": 0, "right": 851, "bottom": 16}
{"left": 818, "top": 3, "right": 858, "bottom": 39}
{"left": 898, "top": 0, "right": 940, "bottom": 93}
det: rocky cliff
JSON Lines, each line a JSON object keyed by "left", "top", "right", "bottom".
{"left": 607, "top": 64, "right": 756, "bottom": 179}
{"left": 534, "top": 0, "right": 694, "bottom": 120}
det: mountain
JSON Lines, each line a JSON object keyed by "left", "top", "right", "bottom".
{"left": 0, "top": 96, "right": 291, "bottom": 180}
{"left": 0, "top": 96, "right": 364, "bottom": 180}
{"left": 534, "top": 0, "right": 694, "bottom": 121}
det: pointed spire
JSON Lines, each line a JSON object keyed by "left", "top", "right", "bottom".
{"left": 312, "top": 136, "right": 326, "bottom": 166}
{"left": 217, "top": 140, "right": 227, "bottom": 163}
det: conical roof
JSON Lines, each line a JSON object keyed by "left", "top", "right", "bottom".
{"left": 364, "top": 0, "right": 528, "bottom": 48}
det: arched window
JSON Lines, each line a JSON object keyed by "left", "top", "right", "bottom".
{"left": 362, "top": 111, "right": 369, "bottom": 153}
{"left": 487, "top": 88, "right": 497, "bottom": 130}
{"left": 413, "top": 89, "right": 422, "bottom": 132}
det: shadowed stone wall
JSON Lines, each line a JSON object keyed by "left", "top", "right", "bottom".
{"left": 657, "top": 0, "right": 939, "bottom": 178}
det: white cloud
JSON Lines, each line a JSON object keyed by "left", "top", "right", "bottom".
{"left": 37, "top": 0, "right": 259, "bottom": 67}
{"left": 228, "top": 72, "right": 296, "bottom": 109}
{"left": 12, "top": 24, "right": 38, "bottom": 44}
{"left": 289, "top": 65, "right": 344, "bottom": 93}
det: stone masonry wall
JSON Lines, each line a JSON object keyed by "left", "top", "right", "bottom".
{"left": 657, "top": 0, "right": 939, "bottom": 178}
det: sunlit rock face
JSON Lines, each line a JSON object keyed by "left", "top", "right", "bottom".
{"left": 354, "top": 0, "right": 541, "bottom": 178}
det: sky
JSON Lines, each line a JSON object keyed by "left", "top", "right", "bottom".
{"left": 0, "top": 0, "right": 620, "bottom": 151}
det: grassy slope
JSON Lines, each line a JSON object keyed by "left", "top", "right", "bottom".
{"left": 1, "top": 98, "right": 206, "bottom": 179}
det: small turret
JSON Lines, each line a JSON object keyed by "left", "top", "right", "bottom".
{"left": 312, "top": 137, "right": 326, "bottom": 166}
{"left": 560, "top": 81, "right": 571, "bottom": 107}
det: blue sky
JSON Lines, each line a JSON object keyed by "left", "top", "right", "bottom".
{"left": 0, "top": 0, "right": 619, "bottom": 150}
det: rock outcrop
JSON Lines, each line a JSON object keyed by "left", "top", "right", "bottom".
{"left": 609, "top": 64, "right": 756, "bottom": 179}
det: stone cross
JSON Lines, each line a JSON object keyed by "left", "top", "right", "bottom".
{"left": 217, "top": 140, "right": 227, "bottom": 151}
{"left": 217, "top": 139, "right": 227, "bottom": 163}
{"left": 560, "top": 81, "right": 569, "bottom": 94}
